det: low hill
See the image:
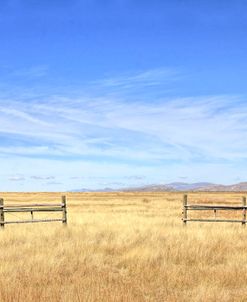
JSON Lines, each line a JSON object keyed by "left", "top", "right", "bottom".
{"left": 71, "top": 182, "right": 247, "bottom": 192}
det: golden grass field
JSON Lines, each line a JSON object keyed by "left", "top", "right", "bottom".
{"left": 0, "top": 192, "right": 247, "bottom": 302}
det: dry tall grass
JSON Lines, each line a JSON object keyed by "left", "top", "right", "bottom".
{"left": 0, "top": 192, "right": 247, "bottom": 302}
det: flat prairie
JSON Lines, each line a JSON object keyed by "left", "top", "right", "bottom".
{"left": 0, "top": 192, "right": 247, "bottom": 302}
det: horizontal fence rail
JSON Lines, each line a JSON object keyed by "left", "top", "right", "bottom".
{"left": 182, "top": 194, "right": 247, "bottom": 225}
{"left": 0, "top": 196, "right": 67, "bottom": 228}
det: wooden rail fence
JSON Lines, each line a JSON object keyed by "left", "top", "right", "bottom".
{"left": 0, "top": 195, "right": 67, "bottom": 228}
{"left": 182, "top": 194, "right": 247, "bottom": 225}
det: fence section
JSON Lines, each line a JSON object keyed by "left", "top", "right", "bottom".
{"left": 0, "top": 195, "right": 67, "bottom": 228}
{"left": 182, "top": 194, "right": 247, "bottom": 225}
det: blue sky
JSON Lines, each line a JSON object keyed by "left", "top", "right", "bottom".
{"left": 1, "top": 0, "right": 247, "bottom": 191}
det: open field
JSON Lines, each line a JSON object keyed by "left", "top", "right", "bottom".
{"left": 1, "top": 192, "right": 247, "bottom": 301}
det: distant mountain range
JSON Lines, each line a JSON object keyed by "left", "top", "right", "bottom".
{"left": 71, "top": 182, "right": 247, "bottom": 192}
{"left": 123, "top": 182, "right": 215, "bottom": 192}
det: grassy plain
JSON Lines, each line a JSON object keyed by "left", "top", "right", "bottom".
{"left": 0, "top": 192, "right": 247, "bottom": 301}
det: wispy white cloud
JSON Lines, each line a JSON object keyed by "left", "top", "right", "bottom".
{"left": 8, "top": 175, "right": 25, "bottom": 181}
{"left": 1, "top": 68, "right": 247, "bottom": 190}
{"left": 92, "top": 68, "right": 180, "bottom": 90}
{"left": 0, "top": 93, "right": 246, "bottom": 163}
{"left": 46, "top": 181, "right": 63, "bottom": 185}
{"left": 30, "top": 176, "right": 55, "bottom": 180}
{"left": 11, "top": 65, "right": 49, "bottom": 78}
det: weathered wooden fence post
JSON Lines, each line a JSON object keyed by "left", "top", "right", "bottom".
{"left": 183, "top": 194, "right": 188, "bottom": 226}
{"left": 242, "top": 197, "right": 246, "bottom": 226}
{"left": 62, "top": 195, "right": 67, "bottom": 225}
{"left": 0, "top": 198, "right": 5, "bottom": 228}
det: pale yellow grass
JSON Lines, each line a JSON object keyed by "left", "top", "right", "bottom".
{"left": 0, "top": 192, "right": 247, "bottom": 302}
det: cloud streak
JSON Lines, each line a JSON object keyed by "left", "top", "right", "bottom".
{"left": 12, "top": 65, "right": 48, "bottom": 78}
{"left": 1, "top": 69, "right": 247, "bottom": 190}
{"left": 30, "top": 176, "right": 55, "bottom": 180}
{"left": 0, "top": 93, "right": 246, "bottom": 163}
{"left": 8, "top": 175, "right": 25, "bottom": 181}
{"left": 93, "top": 68, "right": 180, "bottom": 90}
